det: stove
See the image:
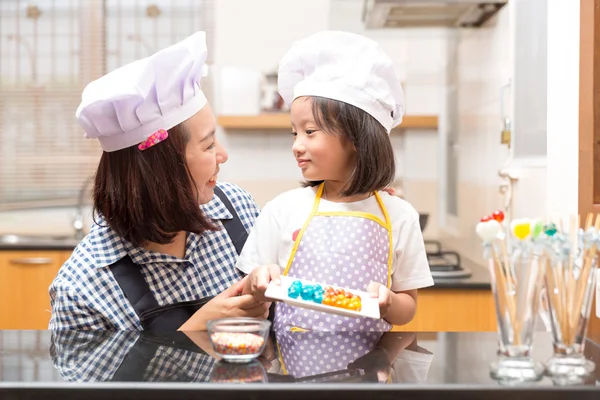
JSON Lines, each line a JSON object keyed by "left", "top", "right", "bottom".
{"left": 425, "top": 240, "right": 472, "bottom": 279}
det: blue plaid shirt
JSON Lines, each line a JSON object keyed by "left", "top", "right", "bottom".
{"left": 50, "top": 330, "right": 216, "bottom": 382}
{"left": 49, "top": 182, "right": 260, "bottom": 330}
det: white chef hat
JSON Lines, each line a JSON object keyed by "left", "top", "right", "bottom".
{"left": 76, "top": 31, "right": 208, "bottom": 152}
{"left": 277, "top": 30, "right": 404, "bottom": 133}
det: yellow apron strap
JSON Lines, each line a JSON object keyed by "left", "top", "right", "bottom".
{"left": 283, "top": 183, "right": 324, "bottom": 275}
{"left": 290, "top": 326, "right": 309, "bottom": 332}
{"left": 275, "top": 341, "right": 289, "bottom": 375}
{"left": 315, "top": 211, "right": 386, "bottom": 228}
{"left": 375, "top": 191, "right": 394, "bottom": 289}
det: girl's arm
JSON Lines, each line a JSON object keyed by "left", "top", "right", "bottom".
{"left": 368, "top": 284, "right": 418, "bottom": 326}
{"left": 235, "top": 202, "right": 282, "bottom": 300}
{"left": 386, "top": 289, "right": 418, "bottom": 326}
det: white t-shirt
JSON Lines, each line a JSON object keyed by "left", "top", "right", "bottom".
{"left": 236, "top": 186, "right": 434, "bottom": 292}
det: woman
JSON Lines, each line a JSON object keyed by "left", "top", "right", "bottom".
{"left": 49, "top": 31, "right": 271, "bottom": 330}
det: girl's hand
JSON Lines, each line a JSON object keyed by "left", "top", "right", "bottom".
{"left": 367, "top": 282, "right": 393, "bottom": 319}
{"left": 243, "top": 264, "right": 281, "bottom": 302}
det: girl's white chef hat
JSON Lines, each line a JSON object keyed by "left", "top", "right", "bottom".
{"left": 278, "top": 30, "right": 405, "bottom": 133}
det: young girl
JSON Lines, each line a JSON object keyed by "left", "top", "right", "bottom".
{"left": 238, "top": 31, "right": 434, "bottom": 334}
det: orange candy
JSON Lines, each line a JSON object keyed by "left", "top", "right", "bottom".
{"left": 320, "top": 287, "right": 362, "bottom": 312}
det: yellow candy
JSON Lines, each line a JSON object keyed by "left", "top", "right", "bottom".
{"left": 510, "top": 219, "right": 531, "bottom": 240}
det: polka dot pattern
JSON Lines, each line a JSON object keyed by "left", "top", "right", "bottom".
{"left": 275, "top": 330, "right": 384, "bottom": 378}
{"left": 274, "top": 214, "right": 393, "bottom": 374}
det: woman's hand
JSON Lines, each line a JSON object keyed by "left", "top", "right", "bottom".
{"left": 382, "top": 187, "right": 395, "bottom": 196}
{"left": 178, "top": 277, "right": 270, "bottom": 331}
{"left": 242, "top": 264, "right": 281, "bottom": 302}
{"left": 381, "top": 187, "right": 403, "bottom": 199}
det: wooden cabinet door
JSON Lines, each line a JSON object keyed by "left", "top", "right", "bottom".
{"left": 0, "top": 251, "right": 66, "bottom": 329}
{"left": 579, "top": 0, "right": 600, "bottom": 344}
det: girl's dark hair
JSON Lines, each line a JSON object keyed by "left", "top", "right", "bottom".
{"left": 302, "top": 96, "right": 396, "bottom": 197}
{"left": 93, "top": 123, "right": 217, "bottom": 247}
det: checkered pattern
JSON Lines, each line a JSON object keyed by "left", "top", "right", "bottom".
{"left": 143, "top": 344, "right": 216, "bottom": 382}
{"left": 48, "top": 182, "right": 260, "bottom": 330}
{"left": 51, "top": 331, "right": 217, "bottom": 382}
{"left": 50, "top": 330, "right": 140, "bottom": 382}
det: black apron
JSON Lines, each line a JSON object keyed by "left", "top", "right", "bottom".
{"left": 109, "top": 186, "right": 251, "bottom": 332}
{"left": 111, "top": 331, "right": 212, "bottom": 381}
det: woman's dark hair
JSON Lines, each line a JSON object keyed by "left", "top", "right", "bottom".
{"left": 93, "top": 123, "right": 217, "bottom": 247}
{"left": 302, "top": 96, "right": 396, "bottom": 197}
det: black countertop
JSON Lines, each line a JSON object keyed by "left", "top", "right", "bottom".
{"left": 0, "top": 330, "right": 598, "bottom": 399}
{"left": 0, "top": 237, "right": 79, "bottom": 251}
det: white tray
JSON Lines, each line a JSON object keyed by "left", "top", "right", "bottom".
{"left": 264, "top": 276, "right": 381, "bottom": 320}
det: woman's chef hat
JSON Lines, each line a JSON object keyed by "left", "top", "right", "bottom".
{"left": 76, "top": 31, "right": 208, "bottom": 152}
{"left": 277, "top": 30, "right": 405, "bottom": 133}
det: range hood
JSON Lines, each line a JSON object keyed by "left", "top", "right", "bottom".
{"left": 363, "top": 0, "right": 508, "bottom": 28}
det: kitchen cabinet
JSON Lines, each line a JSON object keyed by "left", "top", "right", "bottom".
{"left": 0, "top": 248, "right": 495, "bottom": 332}
{"left": 217, "top": 114, "right": 439, "bottom": 131}
{"left": 392, "top": 288, "right": 496, "bottom": 332}
{"left": 578, "top": 0, "right": 600, "bottom": 345}
{"left": 0, "top": 250, "right": 72, "bottom": 329}
{"left": 511, "top": 0, "right": 548, "bottom": 158}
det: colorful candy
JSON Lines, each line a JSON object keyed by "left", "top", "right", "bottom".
{"left": 510, "top": 219, "right": 532, "bottom": 240}
{"left": 544, "top": 223, "right": 557, "bottom": 236}
{"left": 210, "top": 332, "right": 265, "bottom": 356}
{"left": 480, "top": 209, "right": 504, "bottom": 223}
{"left": 476, "top": 210, "right": 506, "bottom": 242}
{"left": 476, "top": 219, "right": 501, "bottom": 242}
{"left": 492, "top": 210, "right": 505, "bottom": 223}
{"left": 301, "top": 285, "right": 315, "bottom": 300}
{"left": 287, "top": 280, "right": 362, "bottom": 311}
{"left": 477, "top": 211, "right": 551, "bottom": 243}
{"left": 530, "top": 219, "right": 544, "bottom": 239}
{"left": 210, "top": 361, "right": 266, "bottom": 383}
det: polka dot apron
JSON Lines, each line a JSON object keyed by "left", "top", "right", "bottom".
{"left": 274, "top": 183, "right": 393, "bottom": 377}
{"left": 274, "top": 330, "right": 383, "bottom": 379}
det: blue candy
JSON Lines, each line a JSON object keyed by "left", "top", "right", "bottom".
{"left": 313, "top": 291, "right": 323, "bottom": 304}
{"left": 288, "top": 280, "right": 328, "bottom": 304}
{"left": 291, "top": 280, "right": 303, "bottom": 289}
{"left": 301, "top": 285, "right": 315, "bottom": 300}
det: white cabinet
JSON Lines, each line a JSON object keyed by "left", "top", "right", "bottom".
{"left": 512, "top": 0, "right": 548, "bottom": 158}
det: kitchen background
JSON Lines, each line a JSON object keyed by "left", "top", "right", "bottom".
{"left": 0, "top": 0, "right": 578, "bottom": 266}
{"left": 0, "top": 0, "right": 587, "bottom": 336}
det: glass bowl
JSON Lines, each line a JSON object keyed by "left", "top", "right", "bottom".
{"left": 207, "top": 317, "right": 271, "bottom": 363}
{"left": 210, "top": 360, "right": 268, "bottom": 383}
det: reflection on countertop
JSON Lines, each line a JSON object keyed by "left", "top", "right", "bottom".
{"left": 0, "top": 330, "right": 598, "bottom": 398}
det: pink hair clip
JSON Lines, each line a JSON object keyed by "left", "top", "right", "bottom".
{"left": 138, "top": 129, "right": 168, "bottom": 151}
